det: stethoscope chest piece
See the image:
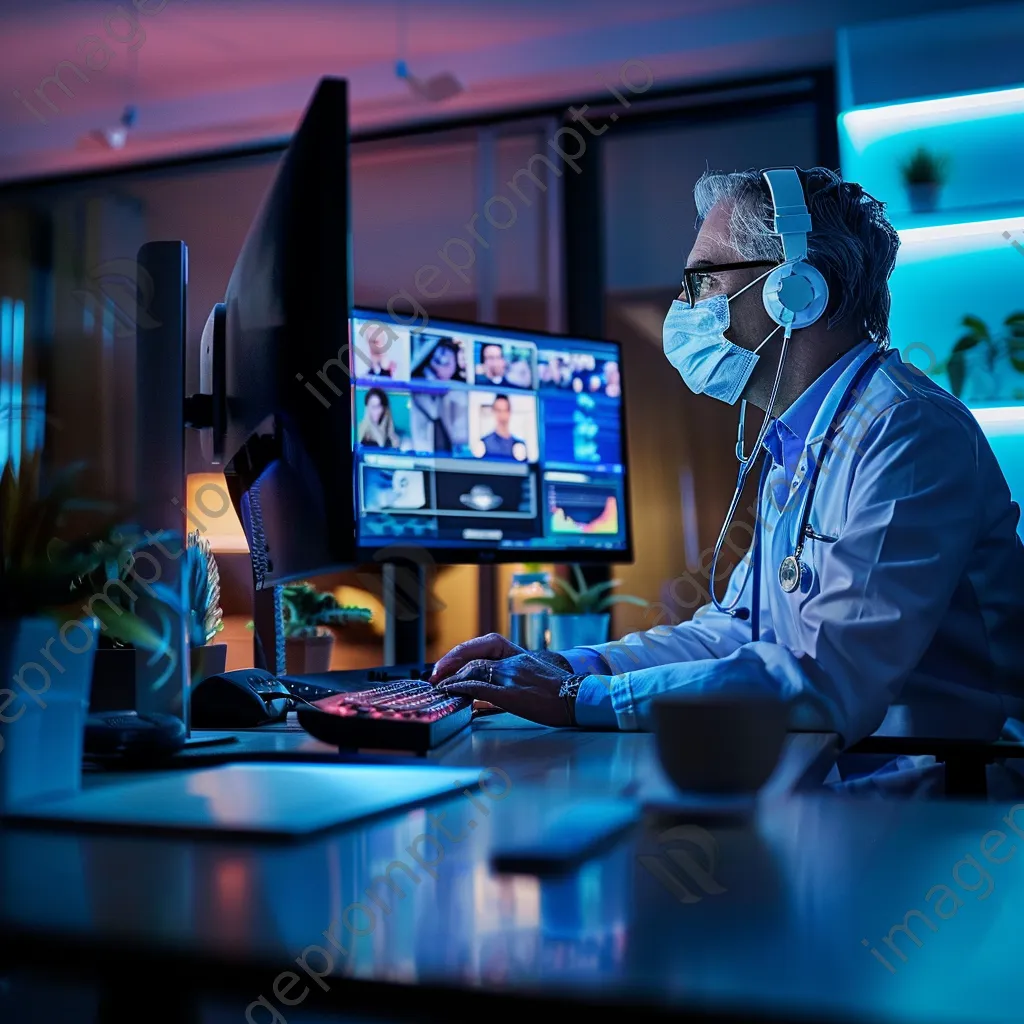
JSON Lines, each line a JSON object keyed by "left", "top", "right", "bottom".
{"left": 779, "top": 555, "right": 802, "bottom": 593}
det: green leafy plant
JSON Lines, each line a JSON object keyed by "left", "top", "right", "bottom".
{"left": 937, "top": 312, "right": 1024, "bottom": 399}
{"left": 184, "top": 531, "right": 223, "bottom": 648}
{"left": 900, "top": 147, "right": 949, "bottom": 186}
{"left": 0, "top": 453, "right": 178, "bottom": 653}
{"left": 280, "top": 581, "right": 372, "bottom": 639}
{"left": 524, "top": 564, "right": 647, "bottom": 615}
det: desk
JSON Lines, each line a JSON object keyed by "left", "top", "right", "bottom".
{"left": 1, "top": 719, "right": 1022, "bottom": 1024}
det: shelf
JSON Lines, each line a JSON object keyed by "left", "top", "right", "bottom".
{"left": 840, "top": 85, "right": 1024, "bottom": 151}
{"left": 891, "top": 205, "right": 1024, "bottom": 256}
{"left": 970, "top": 405, "right": 1024, "bottom": 424}
{"left": 837, "top": 7, "right": 1024, "bottom": 118}
{"left": 891, "top": 201, "right": 1024, "bottom": 235}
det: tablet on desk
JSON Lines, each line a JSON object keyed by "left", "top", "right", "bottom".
{"left": 5, "top": 763, "right": 471, "bottom": 840}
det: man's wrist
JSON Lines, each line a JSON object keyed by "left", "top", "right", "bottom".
{"left": 536, "top": 650, "right": 573, "bottom": 672}
{"left": 558, "top": 674, "right": 588, "bottom": 726}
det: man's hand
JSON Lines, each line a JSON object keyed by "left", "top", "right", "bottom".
{"left": 430, "top": 632, "right": 573, "bottom": 684}
{"left": 430, "top": 632, "right": 523, "bottom": 683}
{"left": 437, "top": 651, "right": 575, "bottom": 727}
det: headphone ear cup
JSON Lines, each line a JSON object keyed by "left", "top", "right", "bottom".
{"left": 762, "top": 262, "right": 829, "bottom": 330}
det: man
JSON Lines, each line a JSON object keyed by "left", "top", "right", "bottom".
{"left": 431, "top": 165, "right": 1024, "bottom": 797}
{"left": 479, "top": 394, "right": 526, "bottom": 460}
{"left": 480, "top": 343, "right": 517, "bottom": 388}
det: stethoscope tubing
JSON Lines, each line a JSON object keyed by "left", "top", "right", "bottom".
{"left": 710, "top": 347, "right": 884, "bottom": 619}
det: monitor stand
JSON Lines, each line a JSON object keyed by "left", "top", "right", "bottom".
{"left": 383, "top": 560, "right": 427, "bottom": 667}
{"left": 252, "top": 584, "right": 285, "bottom": 675}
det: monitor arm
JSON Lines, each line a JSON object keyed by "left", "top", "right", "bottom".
{"left": 185, "top": 302, "right": 227, "bottom": 463}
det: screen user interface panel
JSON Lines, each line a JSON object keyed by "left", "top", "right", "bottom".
{"left": 351, "top": 310, "right": 628, "bottom": 555}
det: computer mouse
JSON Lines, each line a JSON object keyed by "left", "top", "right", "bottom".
{"left": 84, "top": 711, "right": 187, "bottom": 760}
{"left": 191, "top": 668, "right": 292, "bottom": 728}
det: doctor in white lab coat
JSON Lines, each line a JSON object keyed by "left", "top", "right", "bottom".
{"left": 430, "top": 166, "right": 1024, "bottom": 797}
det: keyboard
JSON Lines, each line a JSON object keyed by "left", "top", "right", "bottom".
{"left": 286, "top": 668, "right": 472, "bottom": 753}
{"left": 282, "top": 663, "right": 434, "bottom": 705}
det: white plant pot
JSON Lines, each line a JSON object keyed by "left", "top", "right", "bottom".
{"left": 0, "top": 615, "right": 98, "bottom": 814}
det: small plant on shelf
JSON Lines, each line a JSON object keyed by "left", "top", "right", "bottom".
{"left": 525, "top": 564, "right": 647, "bottom": 616}
{"left": 525, "top": 564, "right": 647, "bottom": 649}
{"left": 280, "top": 581, "right": 372, "bottom": 674}
{"left": 899, "top": 147, "right": 949, "bottom": 213}
{"left": 935, "top": 312, "right": 1024, "bottom": 401}
{"left": 280, "top": 581, "right": 372, "bottom": 638}
{"left": 900, "top": 147, "right": 949, "bottom": 185}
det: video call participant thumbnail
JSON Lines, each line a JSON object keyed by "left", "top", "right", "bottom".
{"left": 470, "top": 392, "right": 540, "bottom": 462}
{"left": 410, "top": 390, "right": 469, "bottom": 455}
{"left": 357, "top": 387, "right": 410, "bottom": 450}
{"left": 411, "top": 333, "right": 467, "bottom": 382}
{"left": 539, "top": 350, "right": 570, "bottom": 388}
{"left": 541, "top": 349, "right": 620, "bottom": 398}
{"left": 476, "top": 341, "right": 534, "bottom": 389}
{"left": 354, "top": 321, "right": 409, "bottom": 380}
{"left": 480, "top": 394, "right": 524, "bottom": 460}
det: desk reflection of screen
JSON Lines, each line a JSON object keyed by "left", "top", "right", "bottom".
{"left": 350, "top": 309, "right": 629, "bottom": 557}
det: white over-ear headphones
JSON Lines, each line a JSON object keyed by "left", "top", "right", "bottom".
{"left": 760, "top": 168, "right": 829, "bottom": 333}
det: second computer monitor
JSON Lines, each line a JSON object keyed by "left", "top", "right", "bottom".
{"left": 350, "top": 309, "right": 631, "bottom": 562}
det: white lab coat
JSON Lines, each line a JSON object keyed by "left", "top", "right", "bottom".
{"left": 563, "top": 342, "right": 1024, "bottom": 797}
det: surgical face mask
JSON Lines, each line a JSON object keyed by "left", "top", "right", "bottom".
{"left": 662, "top": 271, "right": 781, "bottom": 405}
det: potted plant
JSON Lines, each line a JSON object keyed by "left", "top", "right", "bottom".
{"left": 900, "top": 147, "right": 949, "bottom": 214}
{"left": 525, "top": 564, "right": 647, "bottom": 650}
{"left": 0, "top": 455, "right": 176, "bottom": 810}
{"left": 77, "top": 520, "right": 185, "bottom": 713}
{"left": 281, "top": 581, "right": 372, "bottom": 674}
{"left": 937, "top": 312, "right": 1024, "bottom": 401}
{"left": 184, "top": 531, "right": 226, "bottom": 684}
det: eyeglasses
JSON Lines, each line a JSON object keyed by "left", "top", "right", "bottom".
{"left": 681, "top": 260, "right": 779, "bottom": 308}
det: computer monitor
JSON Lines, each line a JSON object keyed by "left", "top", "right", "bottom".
{"left": 214, "top": 77, "right": 355, "bottom": 590}
{"left": 349, "top": 308, "right": 633, "bottom": 563}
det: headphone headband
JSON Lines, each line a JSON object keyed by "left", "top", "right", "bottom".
{"left": 761, "top": 167, "right": 811, "bottom": 262}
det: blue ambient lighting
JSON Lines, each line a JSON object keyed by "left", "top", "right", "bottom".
{"left": 0, "top": 298, "right": 27, "bottom": 473}
{"left": 970, "top": 406, "right": 1024, "bottom": 431}
{"left": 11, "top": 299, "right": 23, "bottom": 475}
{"left": 900, "top": 215, "right": 1024, "bottom": 245}
{"left": 840, "top": 86, "right": 1024, "bottom": 152}
{"left": 0, "top": 299, "right": 11, "bottom": 470}
{"left": 838, "top": 69, "right": 1024, "bottom": 527}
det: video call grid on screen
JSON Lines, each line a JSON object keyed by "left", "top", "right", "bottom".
{"left": 349, "top": 309, "right": 630, "bottom": 558}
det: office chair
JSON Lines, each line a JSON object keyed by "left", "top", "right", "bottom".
{"left": 843, "top": 735, "right": 1024, "bottom": 797}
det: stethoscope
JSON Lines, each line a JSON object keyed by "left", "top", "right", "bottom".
{"left": 709, "top": 346, "right": 884, "bottom": 636}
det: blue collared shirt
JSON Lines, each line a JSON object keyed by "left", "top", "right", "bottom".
{"left": 564, "top": 342, "right": 1024, "bottom": 783}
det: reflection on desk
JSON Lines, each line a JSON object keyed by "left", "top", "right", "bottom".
{"left": 1, "top": 727, "right": 1022, "bottom": 1024}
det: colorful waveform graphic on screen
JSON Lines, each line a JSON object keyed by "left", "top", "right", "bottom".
{"left": 548, "top": 483, "right": 619, "bottom": 534}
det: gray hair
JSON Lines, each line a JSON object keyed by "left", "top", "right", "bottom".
{"left": 692, "top": 167, "right": 900, "bottom": 347}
